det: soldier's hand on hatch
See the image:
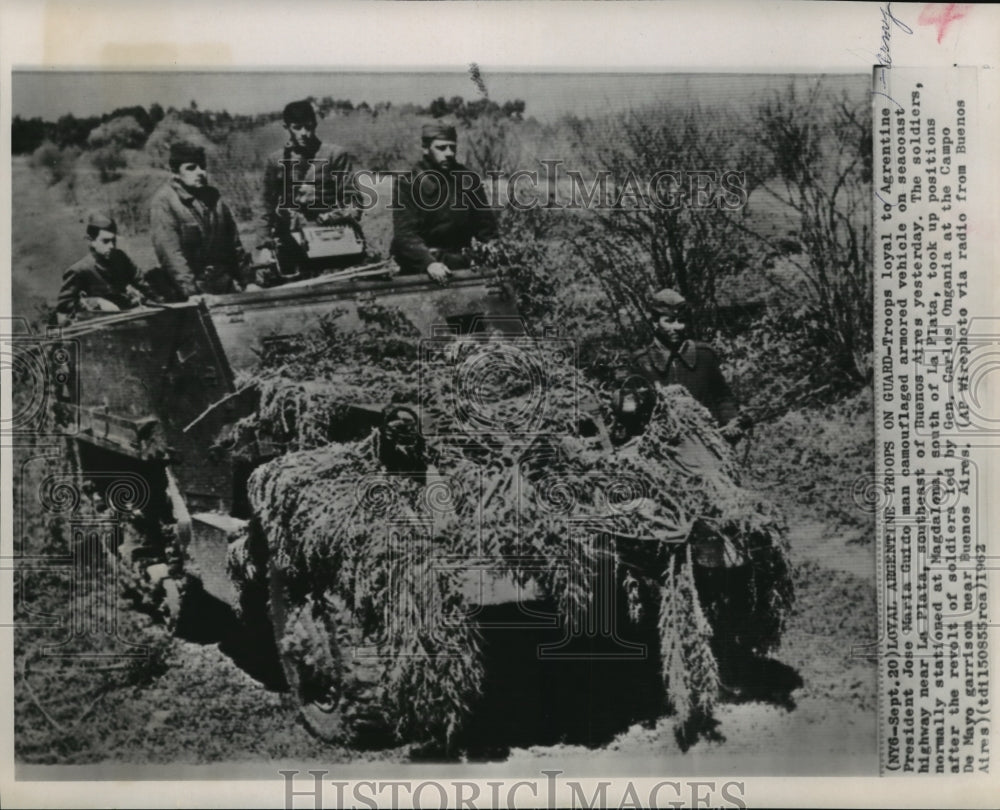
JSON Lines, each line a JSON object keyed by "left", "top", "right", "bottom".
{"left": 426, "top": 262, "right": 451, "bottom": 284}
{"left": 244, "top": 283, "right": 262, "bottom": 292}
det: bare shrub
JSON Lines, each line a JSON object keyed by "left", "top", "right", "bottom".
{"left": 87, "top": 117, "right": 146, "bottom": 182}
{"left": 30, "top": 141, "right": 78, "bottom": 185}
{"left": 568, "top": 103, "right": 765, "bottom": 340}
{"left": 484, "top": 205, "right": 639, "bottom": 383}
{"left": 463, "top": 113, "right": 522, "bottom": 177}
{"left": 109, "top": 172, "right": 165, "bottom": 235}
{"left": 746, "top": 82, "right": 873, "bottom": 384}
{"left": 91, "top": 145, "right": 126, "bottom": 183}
{"left": 560, "top": 80, "right": 872, "bottom": 392}
{"left": 86, "top": 115, "right": 147, "bottom": 151}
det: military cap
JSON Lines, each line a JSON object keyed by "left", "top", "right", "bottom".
{"left": 169, "top": 141, "right": 207, "bottom": 171}
{"left": 85, "top": 211, "right": 117, "bottom": 234}
{"left": 421, "top": 121, "right": 458, "bottom": 142}
{"left": 648, "top": 288, "right": 688, "bottom": 315}
{"left": 283, "top": 100, "right": 318, "bottom": 126}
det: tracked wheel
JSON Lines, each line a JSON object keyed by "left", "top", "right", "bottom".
{"left": 267, "top": 561, "right": 391, "bottom": 746}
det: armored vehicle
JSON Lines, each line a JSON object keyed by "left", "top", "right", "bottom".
{"left": 52, "top": 264, "right": 792, "bottom": 749}
{"left": 56, "top": 264, "right": 523, "bottom": 601}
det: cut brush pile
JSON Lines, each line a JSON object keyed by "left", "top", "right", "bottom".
{"left": 235, "top": 317, "right": 793, "bottom": 748}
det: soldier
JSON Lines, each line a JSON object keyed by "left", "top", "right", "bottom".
{"left": 56, "top": 212, "right": 147, "bottom": 322}
{"left": 630, "top": 288, "right": 750, "bottom": 442}
{"left": 390, "top": 122, "right": 498, "bottom": 283}
{"left": 149, "top": 141, "right": 252, "bottom": 300}
{"left": 260, "top": 99, "right": 361, "bottom": 281}
{"left": 632, "top": 288, "right": 763, "bottom": 699}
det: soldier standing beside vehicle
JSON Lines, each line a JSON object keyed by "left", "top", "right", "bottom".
{"left": 149, "top": 141, "right": 253, "bottom": 300}
{"left": 630, "top": 288, "right": 751, "bottom": 442}
{"left": 390, "top": 122, "right": 498, "bottom": 283}
{"left": 631, "top": 288, "right": 762, "bottom": 698}
{"left": 56, "top": 212, "right": 147, "bottom": 323}
{"left": 259, "top": 99, "right": 361, "bottom": 282}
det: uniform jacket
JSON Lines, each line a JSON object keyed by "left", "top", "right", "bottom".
{"left": 150, "top": 178, "right": 248, "bottom": 297}
{"left": 261, "top": 138, "right": 358, "bottom": 240}
{"left": 631, "top": 339, "right": 739, "bottom": 427}
{"left": 390, "top": 157, "right": 498, "bottom": 274}
{"left": 57, "top": 249, "right": 141, "bottom": 315}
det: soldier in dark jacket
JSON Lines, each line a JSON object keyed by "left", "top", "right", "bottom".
{"left": 260, "top": 100, "right": 361, "bottom": 279}
{"left": 390, "top": 122, "right": 498, "bottom": 282}
{"left": 56, "top": 212, "right": 146, "bottom": 322}
{"left": 633, "top": 288, "right": 760, "bottom": 699}
{"left": 149, "top": 142, "right": 251, "bottom": 300}
{"left": 630, "top": 288, "right": 749, "bottom": 441}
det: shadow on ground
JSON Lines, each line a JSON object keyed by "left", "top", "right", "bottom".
{"left": 460, "top": 611, "right": 665, "bottom": 760}
{"left": 174, "top": 595, "right": 802, "bottom": 761}
{"left": 174, "top": 589, "right": 286, "bottom": 691}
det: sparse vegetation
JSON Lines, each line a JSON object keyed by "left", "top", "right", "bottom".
{"left": 12, "top": 73, "right": 874, "bottom": 435}
{"left": 13, "top": 74, "right": 874, "bottom": 414}
{"left": 566, "top": 103, "right": 766, "bottom": 330}
{"left": 749, "top": 83, "right": 874, "bottom": 385}
{"left": 90, "top": 145, "right": 127, "bottom": 183}
{"left": 29, "top": 141, "right": 78, "bottom": 185}
{"left": 86, "top": 115, "right": 148, "bottom": 151}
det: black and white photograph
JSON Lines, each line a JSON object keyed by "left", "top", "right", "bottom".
{"left": 1, "top": 2, "right": 998, "bottom": 808}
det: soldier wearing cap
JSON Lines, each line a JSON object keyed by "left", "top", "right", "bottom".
{"left": 56, "top": 212, "right": 147, "bottom": 322}
{"left": 260, "top": 100, "right": 361, "bottom": 280}
{"left": 390, "top": 121, "right": 498, "bottom": 283}
{"left": 149, "top": 141, "right": 251, "bottom": 300}
{"left": 630, "top": 288, "right": 749, "bottom": 441}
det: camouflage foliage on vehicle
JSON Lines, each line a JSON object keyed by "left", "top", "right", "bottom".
{"left": 238, "top": 316, "right": 793, "bottom": 745}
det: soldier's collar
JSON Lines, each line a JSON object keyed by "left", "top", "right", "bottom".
{"left": 419, "top": 155, "right": 461, "bottom": 174}
{"left": 653, "top": 339, "right": 697, "bottom": 370}
{"left": 170, "top": 177, "right": 194, "bottom": 201}
{"left": 171, "top": 178, "right": 218, "bottom": 206}
{"left": 285, "top": 135, "right": 321, "bottom": 159}
{"left": 89, "top": 248, "right": 112, "bottom": 269}
{"left": 677, "top": 340, "right": 698, "bottom": 368}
